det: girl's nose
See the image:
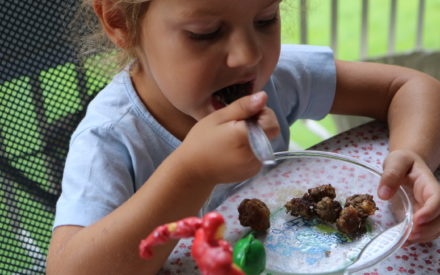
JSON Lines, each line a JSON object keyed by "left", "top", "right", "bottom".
{"left": 226, "top": 30, "right": 262, "bottom": 68}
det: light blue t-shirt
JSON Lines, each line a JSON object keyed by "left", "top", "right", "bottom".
{"left": 53, "top": 44, "right": 336, "bottom": 228}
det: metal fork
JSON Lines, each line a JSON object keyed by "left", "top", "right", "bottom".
{"left": 245, "top": 118, "right": 276, "bottom": 165}
{"left": 217, "top": 87, "right": 276, "bottom": 165}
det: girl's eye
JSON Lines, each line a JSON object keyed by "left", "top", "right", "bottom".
{"left": 255, "top": 15, "right": 279, "bottom": 28}
{"left": 187, "top": 28, "right": 221, "bottom": 41}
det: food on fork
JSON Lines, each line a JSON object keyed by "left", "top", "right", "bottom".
{"left": 214, "top": 82, "right": 253, "bottom": 105}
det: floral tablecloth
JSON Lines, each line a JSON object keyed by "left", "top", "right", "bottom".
{"left": 161, "top": 121, "right": 440, "bottom": 275}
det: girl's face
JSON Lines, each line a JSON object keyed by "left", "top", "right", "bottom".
{"left": 133, "top": 0, "right": 281, "bottom": 125}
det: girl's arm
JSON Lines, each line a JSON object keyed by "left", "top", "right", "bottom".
{"left": 332, "top": 60, "right": 440, "bottom": 168}
{"left": 331, "top": 60, "right": 440, "bottom": 243}
{"left": 46, "top": 92, "right": 279, "bottom": 275}
{"left": 47, "top": 150, "right": 216, "bottom": 275}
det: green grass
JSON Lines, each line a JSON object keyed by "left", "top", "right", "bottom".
{"left": 289, "top": 116, "right": 337, "bottom": 149}
{"left": 281, "top": 0, "right": 440, "bottom": 149}
{"left": 280, "top": 0, "right": 440, "bottom": 60}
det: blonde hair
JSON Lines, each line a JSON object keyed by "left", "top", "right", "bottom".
{"left": 78, "top": 0, "right": 151, "bottom": 73}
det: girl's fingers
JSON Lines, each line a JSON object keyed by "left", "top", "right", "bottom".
{"left": 256, "top": 107, "right": 280, "bottom": 140}
{"left": 208, "top": 91, "right": 280, "bottom": 142}
{"left": 408, "top": 230, "right": 440, "bottom": 244}
{"left": 212, "top": 91, "right": 268, "bottom": 123}
{"left": 403, "top": 222, "right": 439, "bottom": 246}
{"left": 379, "top": 151, "right": 414, "bottom": 200}
{"left": 409, "top": 206, "right": 440, "bottom": 243}
{"left": 413, "top": 184, "right": 440, "bottom": 225}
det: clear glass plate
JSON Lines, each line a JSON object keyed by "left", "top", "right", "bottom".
{"left": 216, "top": 150, "right": 413, "bottom": 275}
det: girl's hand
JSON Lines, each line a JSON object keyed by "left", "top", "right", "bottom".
{"left": 177, "top": 91, "right": 280, "bottom": 185}
{"left": 378, "top": 150, "right": 440, "bottom": 244}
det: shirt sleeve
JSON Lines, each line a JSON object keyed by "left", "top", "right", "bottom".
{"left": 53, "top": 126, "right": 134, "bottom": 229}
{"left": 270, "top": 44, "right": 336, "bottom": 125}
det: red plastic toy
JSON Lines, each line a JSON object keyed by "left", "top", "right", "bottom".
{"left": 139, "top": 212, "right": 244, "bottom": 275}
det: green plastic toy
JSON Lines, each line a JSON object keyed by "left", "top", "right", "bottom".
{"left": 233, "top": 233, "right": 266, "bottom": 275}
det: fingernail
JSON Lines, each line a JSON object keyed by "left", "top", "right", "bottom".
{"left": 378, "top": 186, "right": 392, "bottom": 198}
{"left": 250, "top": 91, "right": 264, "bottom": 105}
{"left": 410, "top": 233, "right": 421, "bottom": 240}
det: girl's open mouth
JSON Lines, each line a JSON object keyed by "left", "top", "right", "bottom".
{"left": 212, "top": 81, "right": 254, "bottom": 109}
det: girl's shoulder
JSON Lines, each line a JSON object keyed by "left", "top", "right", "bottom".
{"left": 267, "top": 44, "right": 337, "bottom": 123}
{"left": 71, "top": 71, "right": 134, "bottom": 139}
{"left": 277, "top": 44, "right": 334, "bottom": 70}
{"left": 70, "top": 69, "right": 179, "bottom": 151}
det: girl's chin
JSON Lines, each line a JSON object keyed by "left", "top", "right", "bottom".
{"left": 190, "top": 98, "right": 227, "bottom": 121}
{"left": 191, "top": 109, "right": 216, "bottom": 121}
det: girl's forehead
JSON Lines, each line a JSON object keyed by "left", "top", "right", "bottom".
{"left": 150, "top": 0, "right": 279, "bottom": 17}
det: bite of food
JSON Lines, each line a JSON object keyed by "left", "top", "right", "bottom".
{"left": 213, "top": 81, "right": 254, "bottom": 107}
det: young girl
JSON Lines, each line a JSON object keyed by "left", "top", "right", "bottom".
{"left": 47, "top": 0, "right": 440, "bottom": 274}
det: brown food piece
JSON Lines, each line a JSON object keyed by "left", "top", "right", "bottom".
{"left": 315, "top": 197, "right": 342, "bottom": 223}
{"left": 284, "top": 185, "right": 377, "bottom": 237}
{"left": 345, "top": 194, "right": 378, "bottom": 219}
{"left": 308, "top": 184, "right": 336, "bottom": 202}
{"left": 336, "top": 206, "right": 366, "bottom": 235}
{"left": 238, "top": 198, "right": 270, "bottom": 232}
{"left": 285, "top": 197, "right": 315, "bottom": 220}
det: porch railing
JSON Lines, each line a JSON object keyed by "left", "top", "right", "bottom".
{"left": 289, "top": 0, "right": 439, "bottom": 149}
{"left": 297, "top": 0, "right": 429, "bottom": 60}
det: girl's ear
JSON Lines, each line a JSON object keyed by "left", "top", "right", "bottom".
{"left": 93, "top": 0, "right": 129, "bottom": 48}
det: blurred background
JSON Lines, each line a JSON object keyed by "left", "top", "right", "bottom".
{"left": 282, "top": 0, "right": 440, "bottom": 149}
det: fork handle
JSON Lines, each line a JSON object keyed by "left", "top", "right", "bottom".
{"left": 245, "top": 119, "right": 276, "bottom": 165}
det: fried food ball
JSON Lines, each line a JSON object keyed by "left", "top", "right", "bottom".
{"left": 336, "top": 206, "right": 366, "bottom": 235}
{"left": 345, "top": 194, "right": 378, "bottom": 219}
{"left": 284, "top": 185, "right": 377, "bottom": 237}
{"left": 285, "top": 197, "right": 315, "bottom": 220}
{"left": 315, "top": 197, "right": 342, "bottom": 223}
{"left": 308, "top": 184, "right": 336, "bottom": 202}
{"left": 285, "top": 184, "right": 338, "bottom": 221}
{"left": 238, "top": 198, "right": 270, "bottom": 232}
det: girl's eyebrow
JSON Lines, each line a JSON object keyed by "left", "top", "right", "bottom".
{"left": 179, "top": 9, "right": 219, "bottom": 18}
